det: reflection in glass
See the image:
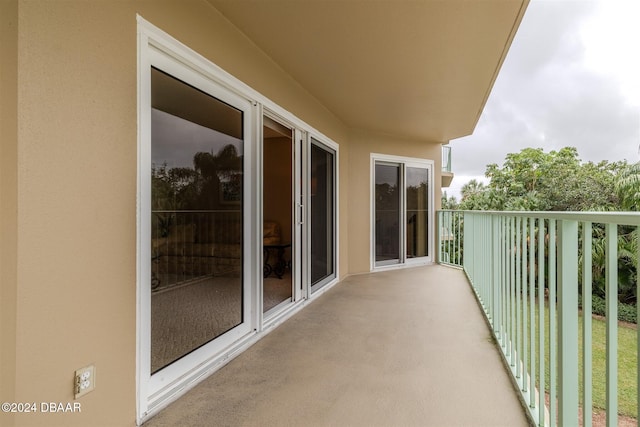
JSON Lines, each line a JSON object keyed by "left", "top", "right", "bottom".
{"left": 310, "top": 141, "right": 335, "bottom": 287}
{"left": 406, "top": 167, "right": 429, "bottom": 258}
{"left": 150, "top": 68, "right": 243, "bottom": 373}
{"left": 375, "top": 163, "right": 401, "bottom": 263}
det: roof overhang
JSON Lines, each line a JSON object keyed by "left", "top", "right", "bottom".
{"left": 207, "top": 0, "right": 529, "bottom": 142}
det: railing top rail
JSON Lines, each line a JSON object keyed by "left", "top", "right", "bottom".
{"left": 437, "top": 209, "right": 640, "bottom": 226}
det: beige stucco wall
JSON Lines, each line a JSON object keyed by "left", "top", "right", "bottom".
{"left": 2, "top": 1, "right": 447, "bottom": 425}
{"left": 347, "top": 130, "right": 443, "bottom": 274}
{"left": 5, "top": 1, "right": 349, "bottom": 426}
{"left": 1, "top": 2, "right": 18, "bottom": 427}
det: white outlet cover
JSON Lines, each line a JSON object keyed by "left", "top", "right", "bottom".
{"left": 74, "top": 365, "right": 95, "bottom": 399}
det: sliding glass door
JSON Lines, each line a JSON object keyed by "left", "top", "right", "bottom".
{"left": 373, "top": 157, "right": 433, "bottom": 268}
{"left": 406, "top": 165, "right": 429, "bottom": 259}
{"left": 143, "top": 59, "right": 254, "bottom": 399}
{"left": 310, "top": 138, "right": 336, "bottom": 291}
{"left": 262, "top": 115, "right": 296, "bottom": 315}
{"left": 374, "top": 162, "right": 401, "bottom": 266}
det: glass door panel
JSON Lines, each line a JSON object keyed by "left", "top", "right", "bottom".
{"left": 406, "top": 167, "right": 429, "bottom": 258}
{"left": 375, "top": 163, "right": 401, "bottom": 265}
{"left": 262, "top": 116, "right": 294, "bottom": 313}
{"left": 310, "top": 139, "right": 335, "bottom": 290}
{"left": 150, "top": 68, "right": 244, "bottom": 373}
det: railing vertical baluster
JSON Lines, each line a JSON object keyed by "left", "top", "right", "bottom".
{"left": 516, "top": 217, "right": 522, "bottom": 379}
{"left": 437, "top": 211, "right": 442, "bottom": 262}
{"left": 451, "top": 211, "right": 455, "bottom": 264}
{"left": 605, "top": 223, "right": 618, "bottom": 427}
{"left": 637, "top": 225, "right": 640, "bottom": 425}
{"left": 488, "top": 216, "right": 492, "bottom": 320}
{"left": 558, "top": 220, "right": 579, "bottom": 427}
{"left": 493, "top": 215, "right": 501, "bottom": 336}
{"left": 448, "top": 211, "right": 452, "bottom": 264}
{"left": 530, "top": 217, "right": 536, "bottom": 408}
{"left": 511, "top": 216, "right": 517, "bottom": 367}
{"left": 549, "top": 219, "right": 557, "bottom": 426}
{"left": 455, "top": 212, "right": 459, "bottom": 265}
{"left": 523, "top": 216, "right": 529, "bottom": 391}
{"left": 538, "top": 218, "right": 546, "bottom": 426}
{"left": 445, "top": 211, "right": 449, "bottom": 263}
{"left": 463, "top": 212, "right": 469, "bottom": 272}
{"left": 582, "top": 222, "right": 592, "bottom": 427}
{"left": 502, "top": 216, "right": 507, "bottom": 347}
{"left": 488, "top": 215, "right": 493, "bottom": 320}
{"left": 483, "top": 214, "right": 487, "bottom": 307}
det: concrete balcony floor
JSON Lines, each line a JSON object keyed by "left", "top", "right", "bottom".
{"left": 145, "top": 265, "right": 531, "bottom": 427}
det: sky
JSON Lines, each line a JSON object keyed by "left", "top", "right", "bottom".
{"left": 446, "top": 0, "right": 640, "bottom": 200}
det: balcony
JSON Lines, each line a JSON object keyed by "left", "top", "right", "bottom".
{"left": 439, "top": 210, "right": 640, "bottom": 426}
{"left": 442, "top": 145, "right": 454, "bottom": 188}
{"left": 143, "top": 209, "right": 640, "bottom": 427}
{"left": 145, "top": 265, "right": 529, "bottom": 426}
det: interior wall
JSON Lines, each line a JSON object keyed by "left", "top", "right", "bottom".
{"left": 0, "top": 1, "right": 18, "bottom": 426}
{"left": 346, "top": 129, "right": 443, "bottom": 275}
{"left": 11, "top": 1, "right": 349, "bottom": 426}
{"left": 263, "top": 136, "right": 293, "bottom": 244}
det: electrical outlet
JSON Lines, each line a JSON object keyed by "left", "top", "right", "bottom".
{"left": 74, "top": 365, "right": 95, "bottom": 399}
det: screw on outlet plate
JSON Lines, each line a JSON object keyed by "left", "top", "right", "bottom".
{"left": 74, "top": 365, "right": 95, "bottom": 399}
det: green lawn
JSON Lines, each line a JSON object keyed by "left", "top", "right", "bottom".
{"left": 587, "top": 315, "right": 637, "bottom": 418}
{"left": 522, "top": 304, "right": 638, "bottom": 418}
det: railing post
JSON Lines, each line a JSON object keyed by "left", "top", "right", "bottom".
{"left": 605, "top": 223, "right": 618, "bottom": 427}
{"left": 463, "top": 212, "right": 471, "bottom": 274}
{"left": 582, "top": 222, "right": 593, "bottom": 427}
{"left": 529, "top": 216, "right": 535, "bottom": 408}
{"left": 557, "top": 220, "right": 579, "bottom": 426}
{"left": 538, "top": 218, "right": 546, "bottom": 426}
{"left": 493, "top": 215, "right": 501, "bottom": 336}
{"left": 437, "top": 211, "right": 443, "bottom": 263}
{"left": 516, "top": 216, "right": 522, "bottom": 380}
{"left": 549, "top": 219, "right": 557, "bottom": 425}
{"left": 637, "top": 227, "right": 640, "bottom": 427}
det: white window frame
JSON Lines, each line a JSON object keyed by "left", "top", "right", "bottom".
{"left": 370, "top": 153, "right": 434, "bottom": 271}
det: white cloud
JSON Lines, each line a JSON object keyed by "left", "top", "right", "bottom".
{"left": 580, "top": 0, "right": 640, "bottom": 106}
{"left": 448, "top": 0, "right": 640, "bottom": 193}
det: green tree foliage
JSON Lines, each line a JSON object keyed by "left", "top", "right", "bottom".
{"left": 459, "top": 147, "right": 625, "bottom": 211}
{"left": 615, "top": 161, "right": 640, "bottom": 210}
{"left": 441, "top": 191, "right": 458, "bottom": 210}
{"left": 453, "top": 147, "right": 638, "bottom": 310}
{"left": 152, "top": 144, "right": 242, "bottom": 211}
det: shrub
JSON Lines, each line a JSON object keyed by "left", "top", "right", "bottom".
{"left": 579, "top": 294, "right": 637, "bottom": 324}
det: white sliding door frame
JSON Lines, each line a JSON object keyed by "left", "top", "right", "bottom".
{"left": 137, "top": 16, "right": 340, "bottom": 424}
{"left": 138, "top": 19, "right": 257, "bottom": 420}
{"left": 370, "top": 153, "right": 434, "bottom": 271}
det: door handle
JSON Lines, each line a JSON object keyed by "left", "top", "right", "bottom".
{"left": 297, "top": 203, "right": 305, "bottom": 225}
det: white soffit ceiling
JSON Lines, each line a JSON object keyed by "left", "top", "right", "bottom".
{"left": 208, "top": 0, "right": 528, "bottom": 142}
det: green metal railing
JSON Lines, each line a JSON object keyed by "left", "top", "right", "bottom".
{"left": 438, "top": 210, "right": 640, "bottom": 427}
